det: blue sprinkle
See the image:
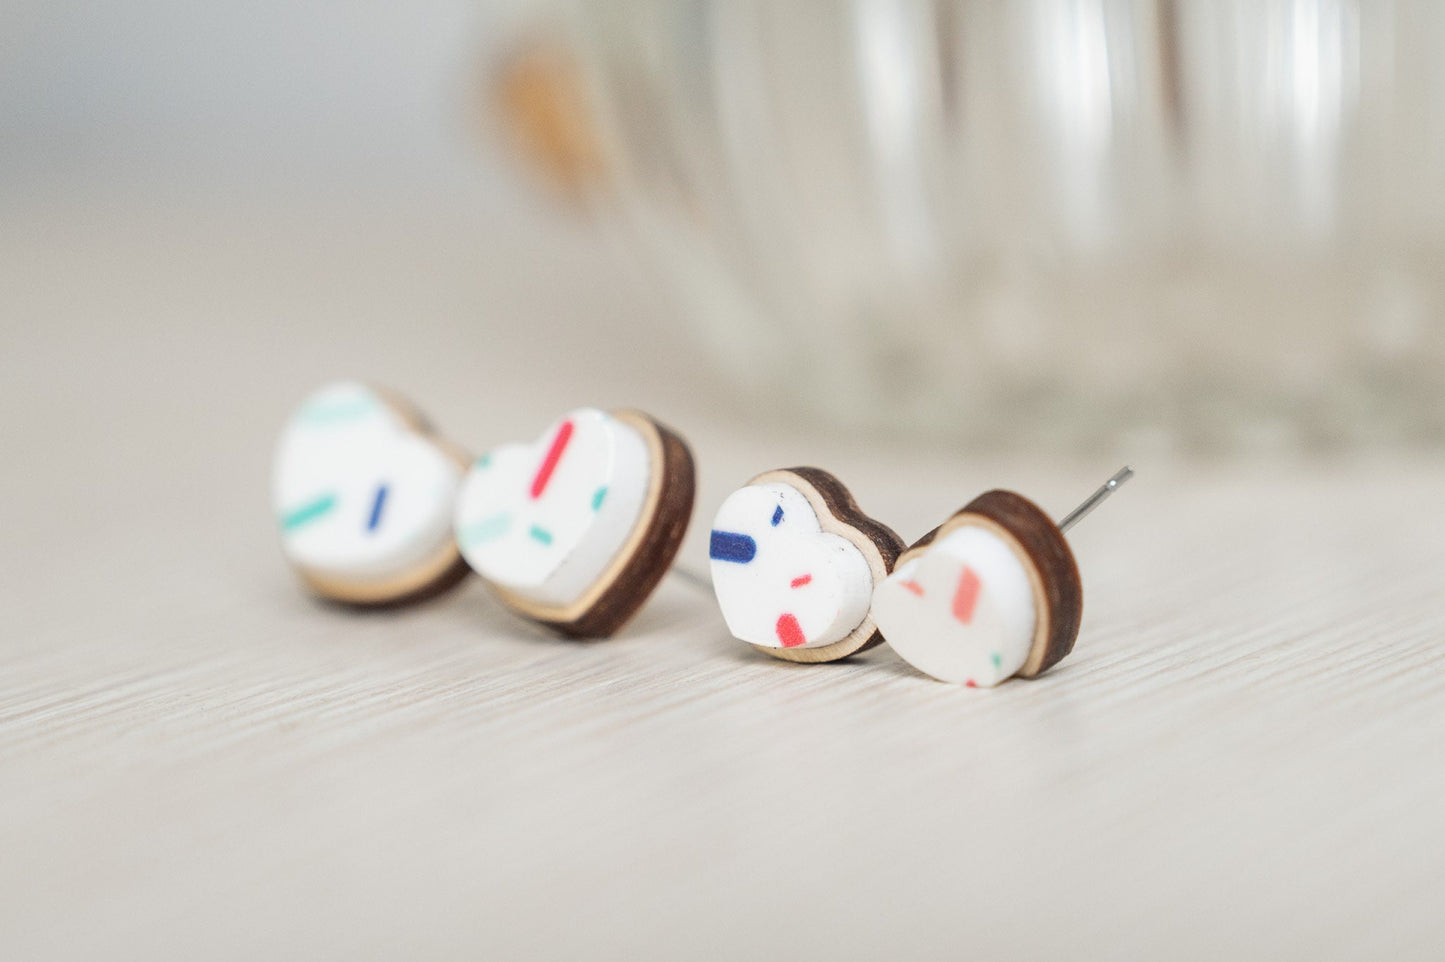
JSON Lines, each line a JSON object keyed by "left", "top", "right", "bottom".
{"left": 771, "top": 505, "right": 784, "bottom": 527}
{"left": 366, "top": 484, "right": 388, "bottom": 532}
{"left": 710, "top": 530, "right": 757, "bottom": 564}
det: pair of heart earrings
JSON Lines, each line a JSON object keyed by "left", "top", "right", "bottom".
{"left": 710, "top": 464, "right": 1131, "bottom": 686}
{"left": 273, "top": 381, "right": 1130, "bottom": 686}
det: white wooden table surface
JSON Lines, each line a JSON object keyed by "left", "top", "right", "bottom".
{"left": 3, "top": 183, "right": 1444, "bottom": 961}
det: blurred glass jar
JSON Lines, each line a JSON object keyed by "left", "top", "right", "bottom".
{"left": 504, "top": 0, "right": 1445, "bottom": 451}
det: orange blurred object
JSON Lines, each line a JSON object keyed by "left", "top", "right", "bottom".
{"left": 493, "top": 41, "right": 606, "bottom": 199}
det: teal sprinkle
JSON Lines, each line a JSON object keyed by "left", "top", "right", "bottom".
{"left": 295, "top": 395, "right": 377, "bottom": 427}
{"left": 990, "top": 652, "right": 1002, "bottom": 670}
{"left": 591, "top": 486, "right": 608, "bottom": 511}
{"left": 280, "top": 493, "right": 337, "bottom": 532}
{"left": 458, "top": 512, "right": 512, "bottom": 547}
{"left": 528, "top": 524, "right": 554, "bottom": 546}
{"left": 474, "top": 453, "right": 492, "bottom": 469}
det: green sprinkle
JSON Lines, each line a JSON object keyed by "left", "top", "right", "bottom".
{"left": 280, "top": 493, "right": 337, "bottom": 532}
{"left": 990, "top": 652, "right": 1002, "bottom": 670}
{"left": 295, "top": 396, "right": 377, "bottom": 426}
{"left": 528, "top": 525, "right": 553, "bottom": 546}
{"left": 474, "top": 453, "right": 492, "bottom": 469}
{"left": 591, "top": 486, "right": 608, "bottom": 511}
{"left": 458, "top": 512, "right": 512, "bottom": 547}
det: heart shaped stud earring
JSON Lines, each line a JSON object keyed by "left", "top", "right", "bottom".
{"left": 272, "top": 381, "right": 471, "bottom": 606}
{"left": 453, "top": 408, "right": 695, "bottom": 637}
{"left": 709, "top": 468, "right": 905, "bottom": 663}
{"left": 872, "top": 467, "right": 1132, "bottom": 686}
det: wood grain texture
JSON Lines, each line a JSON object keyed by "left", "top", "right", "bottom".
{"left": 744, "top": 466, "right": 904, "bottom": 663}
{"left": 4, "top": 193, "right": 1445, "bottom": 962}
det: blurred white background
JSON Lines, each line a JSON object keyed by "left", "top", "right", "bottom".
{"left": 0, "top": 0, "right": 744, "bottom": 486}
{"left": 9, "top": 0, "right": 1444, "bottom": 456}
{"left": 1, "top": 0, "right": 505, "bottom": 192}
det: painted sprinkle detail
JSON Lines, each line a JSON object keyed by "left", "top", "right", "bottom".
{"left": 529, "top": 420, "right": 575, "bottom": 499}
{"left": 775, "top": 613, "right": 806, "bottom": 648}
{"left": 281, "top": 493, "right": 338, "bottom": 532}
{"left": 458, "top": 512, "right": 512, "bottom": 547}
{"left": 709, "top": 531, "right": 757, "bottom": 564}
{"left": 366, "top": 484, "right": 388, "bottom": 532}
{"left": 951, "top": 566, "right": 982, "bottom": 624}
{"left": 296, "top": 396, "right": 376, "bottom": 426}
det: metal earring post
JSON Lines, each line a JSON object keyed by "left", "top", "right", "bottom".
{"left": 1057, "top": 466, "right": 1134, "bottom": 534}
{"left": 669, "top": 467, "right": 1133, "bottom": 589}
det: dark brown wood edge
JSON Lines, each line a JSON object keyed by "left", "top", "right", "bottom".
{"left": 901, "top": 490, "right": 1082, "bottom": 678}
{"left": 290, "top": 384, "right": 473, "bottom": 609}
{"left": 783, "top": 468, "right": 906, "bottom": 572}
{"left": 535, "top": 413, "right": 696, "bottom": 638}
{"left": 770, "top": 466, "right": 905, "bottom": 658}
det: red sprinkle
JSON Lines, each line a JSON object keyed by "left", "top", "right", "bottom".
{"left": 899, "top": 579, "right": 925, "bottom": 597}
{"left": 790, "top": 574, "right": 812, "bottom": 588}
{"left": 775, "top": 613, "right": 806, "bottom": 648}
{"left": 530, "top": 420, "right": 575, "bottom": 500}
{"left": 952, "top": 566, "right": 982, "bottom": 624}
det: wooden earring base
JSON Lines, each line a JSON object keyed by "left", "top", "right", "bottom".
{"left": 744, "top": 466, "right": 905, "bottom": 663}
{"left": 902, "top": 490, "right": 1083, "bottom": 678}
{"left": 488, "top": 411, "right": 696, "bottom": 639}
{"left": 288, "top": 385, "right": 473, "bottom": 609}
{"left": 297, "top": 544, "right": 472, "bottom": 610}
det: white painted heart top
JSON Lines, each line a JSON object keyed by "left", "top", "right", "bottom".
{"left": 453, "top": 408, "right": 651, "bottom": 608}
{"left": 709, "top": 478, "right": 877, "bottom": 652}
{"left": 871, "top": 522, "right": 1039, "bottom": 687}
{"left": 272, "top": 381, "right": 464, "bottom": 586}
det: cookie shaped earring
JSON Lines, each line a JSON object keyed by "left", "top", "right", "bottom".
{"left": 709, "top": 468, "right": 905, "bottom": 663}
{"left": 872, "top": 467, "right": 1132, "bottom": 687}
{"left": 453, "top": 408, "right": 695, "bottom": 637}
{"left": 272, "top": 381, "right": 471, "bottom": 606}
